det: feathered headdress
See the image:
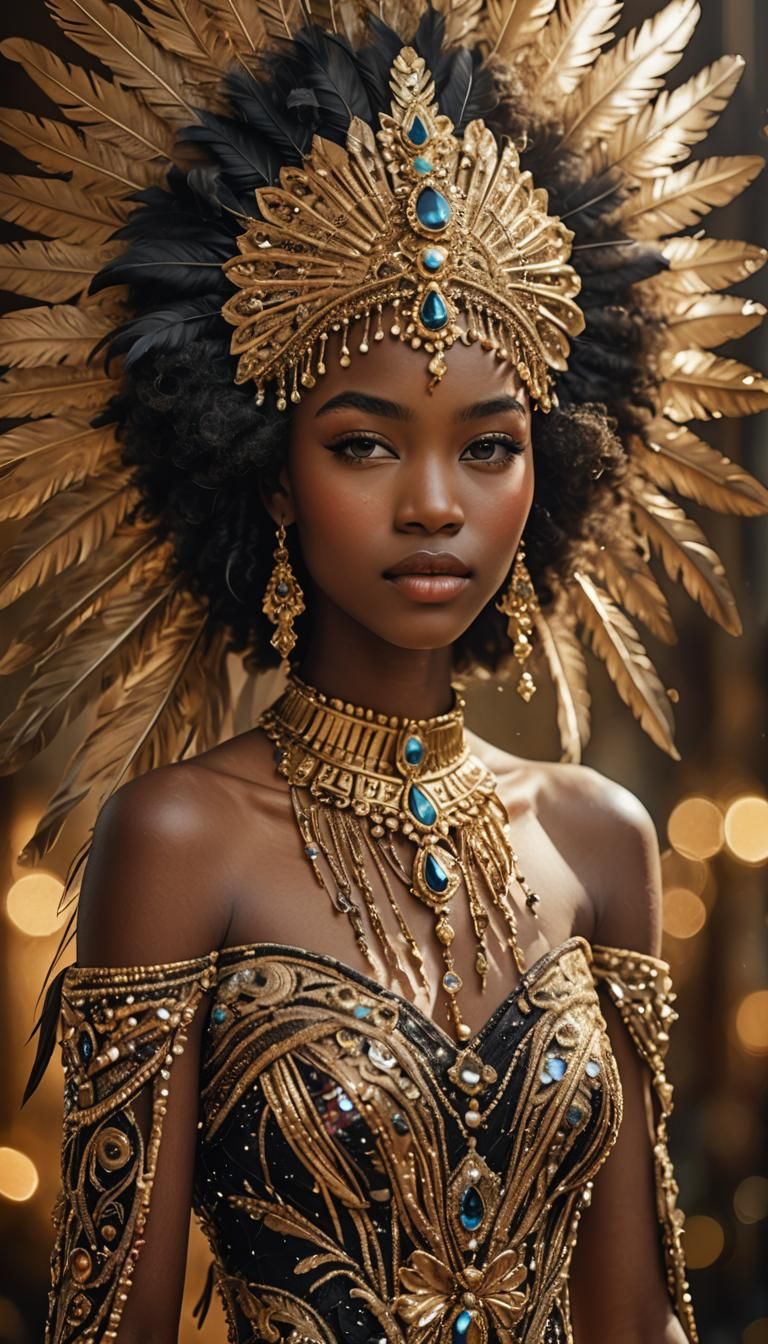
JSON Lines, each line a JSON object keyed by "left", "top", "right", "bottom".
{"left": 1, "top": 0, "right": 767, "bottom": 890}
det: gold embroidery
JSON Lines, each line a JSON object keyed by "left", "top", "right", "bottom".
{"left": 591, "top": 944, "right": 699, "bottom": 1344}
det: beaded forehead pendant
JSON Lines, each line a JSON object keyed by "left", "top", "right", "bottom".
{"left": 222, "top": 46, "right": 585, "bottom": 412}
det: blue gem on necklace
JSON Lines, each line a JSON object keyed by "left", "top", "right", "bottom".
{"left": 420, "top": 289, "right": 449, "bottom": 331}
{"left": 452, "top": 1309, "right": 473, "bottom": 1341}
{"left": 407, "top": 115, "right": 429, "bottom": 146}
{"left": 408, "top": 783, "right": 437, "bottom": 826}
{"left": 403, "top": 734, "right": 425, "bottom": 766}
{"left": 413, "top": 155, "right": 432, "bottom": 174}
{"left": 424, "top": 850, "right": 449, "bottom": 894}
{"left": 459, "top": 1184, "right": 484, "bottom": 1231}
{"left": 415, "top": 186, "right": 452, "bottom": 231}
{"left": 421, "top": 246, "right": 446, "bottom": 273}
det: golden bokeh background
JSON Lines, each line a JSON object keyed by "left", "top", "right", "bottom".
{"left": 0, "top": 1, "right": 766, "bottom": 1342}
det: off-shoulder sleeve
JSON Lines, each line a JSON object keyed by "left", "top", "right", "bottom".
{"left": 590, "top": 943, "right": 699, "bottom": 1344}
{"left": 45, "top": 953, "right": 218, "bottom": 1343}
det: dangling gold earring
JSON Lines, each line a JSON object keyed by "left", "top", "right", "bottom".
{"left": 262, "top": 519, "right": 305, "bottom": 668}
{"left": 496, "top": 540, "right": 540, "bottom": 702}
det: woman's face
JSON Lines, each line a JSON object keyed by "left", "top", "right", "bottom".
{"left": 274, "top": 333, "right": 534, "bottom": 655}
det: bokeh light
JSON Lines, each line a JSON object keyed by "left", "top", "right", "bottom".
{"left": 5, "top": 873, "right": 66, "bottom": 937}
{"left": 662, "top": 887, "right": 707, "bottom": 939}
{"left": 661, "top": 848, "right": 709, "bottom": 896}
{"left": 683, "top": 1214, "right": 725, "bottom": 1269}
{"left": 668, "top": 797, "right": 724, "bottom": 859}
{"left": 724, "top": 796, "right": 768, "bottom": 864}
{"left": 0, "top": 1148, "right": 39, "bottom": 1202}
{"left": 735, "top": 992, "right": 768, "bottom": 1056}
{"left": 734, "top": 1176, "right": 768, "bottom": 1224}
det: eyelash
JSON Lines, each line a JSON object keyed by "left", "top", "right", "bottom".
{"left": 326, "top": 432, "right": 526, "bottom": 467}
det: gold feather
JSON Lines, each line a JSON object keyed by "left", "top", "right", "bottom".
{"left": 558, "top": 0, "right": 700, "bottom": 152}
{"left": 572, "top": 570, "right": 679, "bottom": 760}
{"left": 0, "top": 421, "right": 120, "bottom": 521}
{"left": 0, "top": 468, "right": 135, "bottom": 611}
{"left": 136, "top": 0, "right": 241, "bottom": 70}
{"left": 0, "top": 531, "right": 165, "bottom": 675}
{"left": 592, "top": 536, "right": 677, "bottom": 644}
{"left": 658, "top": 349, "right": 768, "bottom": 422}
{"left": 534, "top": 604, "right": 591, "bottom": 763}
{"left": 0, "top": 38, "right": 173, "bottom": 162}
{"left": 0, "top": 172, "right": 127, "bottom": 245}
{"left": 0, "top": 108, "right": 157, "bottom": 196}
{"left": 434, "top": 0, "right": 484, "bottom": 46}
{"left": 636, "top": 420, "right": 768, "bottom": 516}
{"left": 661, "top": 294, "right": 766, "bottom": 349}
{"left": 485, "top": 0, "right": 557, "bottom": 62}
{"left": 0, "top": 240, "right": 118, "bottom": 304}
{"left": 0, "top": 367, "right": 119, "bottom": 419}
{"left": 0, "top": 580, "right": 175, "bottom": 775}
{"left": 202, "top": 0, "right": 273, "bottom": 47}
{"left": 183, "top": 624, "right": 232, "bottom": 753}
{"left": 650, "top": 236, "right": 768, "bottom": 294}
{"left": 629, "top": 478, "right": 742, "bottom": 635}
{"left": 594, "top": 54, "right": 745, "bottom": 180}
{"left": 48, "top": 0, "right": 202, "bottom": 127}
{"left": 614, "top": 155, "right": 764, "bottom": 239}
{"left": 0, "top": 303, "right": 113, "bottom": 370}
{"left": 534, "top": 0, "right": 621, "bottom": 98}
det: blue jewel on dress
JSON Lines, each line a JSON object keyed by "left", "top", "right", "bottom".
{"left": 415, "top": 187, "right": 452, "bottom": 231}
{"left": 77, "top": 1032, "right": 93, "bottom": 1065}
{"left": 567, "top": 1105, "right": 583, "bottom": 1126}
{"left": 424, "top": 850, "right": 449, "bottom": 895}
{"left": 409, "top": 784, "right": 437, "bottom": 827}
{"left": 305, "top": 844, "right": 319, "bottom": 859}
{"left": 404, "top": 734, "right": 425, "bottom": 766}
{"left": 421, "top": 246, "right": 446, "bottom": 272}
{"left": 353, "top": 1004, "right": 371, "bottom": 1019}
{"left": 212, "top": 1006, "right": 228, "bottom": 1025}
{"left": 452, "top": 1309, "right": 473, "bottom": 1340}
{"left": 407, "top": 115, "right": 429, "bottom": 146}
{"left": 420, "top": 290, "right": 449, "bottom": 331}
{"left": 545, "top": 1055, "right": 566, "bottom": 1080}
{"left": 586, "top": 1059, "right": 601, "bottom": 1077}
{"left": 337, "top": 1091, "right": 355, "bottom": 1113}
{"left": 460, "top": 1185, "right": 484, "bottom": 1231}
{"left": 413, "top": 156, "right": 432, "bottom": 174}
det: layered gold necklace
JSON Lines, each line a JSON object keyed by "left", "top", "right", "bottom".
{"left": 259, "top": 674, "right": 540, "bottom": 1040}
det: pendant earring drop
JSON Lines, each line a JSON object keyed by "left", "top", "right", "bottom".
{"left": 497, "top": 540, "right": 540, "bottom": 702}
{"left": 262, "top": 519, "right": 305, "bottom": 668}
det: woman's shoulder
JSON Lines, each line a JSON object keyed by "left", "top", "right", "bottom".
{"left": 466, "top": 729, "right": 662, "bottom": 953}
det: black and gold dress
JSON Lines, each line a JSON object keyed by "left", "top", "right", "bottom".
{"left": 42, "top": 934, "right": 697, "bottom": 1344}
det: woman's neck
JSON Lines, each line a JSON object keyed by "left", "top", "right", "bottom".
{"left": 299, "top": 620, "right": 456, "bottom": 721}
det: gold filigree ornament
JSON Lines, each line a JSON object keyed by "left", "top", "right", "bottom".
{"left": 261, "top": 519, "right": 306, "bottom": 666}
{"left": 222, "top": 47, "right": 585, "bottom": 412}
{"left": 395, "top": 1246, "right": 528, "bottom": 1342}
{"left": 496, "top": 541, "right": 541, "bottom": 703}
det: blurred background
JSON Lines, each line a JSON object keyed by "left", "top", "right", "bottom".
{"left": 0, "top": 0, "right": 766, "bottom": 1341}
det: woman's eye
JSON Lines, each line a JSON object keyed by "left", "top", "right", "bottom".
{"left": 328, "top": 436, "right": 396, "bottom": 462}
{"left": 461, "top": 435, "right": 525, "bottom": 464}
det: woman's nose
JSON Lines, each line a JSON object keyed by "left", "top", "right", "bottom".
{"left": 393, "top": 456, "right": 465, "bottom": 534}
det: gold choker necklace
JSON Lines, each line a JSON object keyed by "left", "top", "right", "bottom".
{"left": 259, "top": 674, "right": 540, "bottom": 1040}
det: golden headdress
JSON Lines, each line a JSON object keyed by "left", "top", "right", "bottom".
{"left": 0, "top": 0, "right": 767, "bottom": 885}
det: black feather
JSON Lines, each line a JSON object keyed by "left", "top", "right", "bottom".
{"left": 90, "top": 241, "right": 231, "bottom": 299}
{"left": 105, "top": 301, "right": 227, "bottom": 369}
{"left": 178, "top": 109, "right": 279, "bottom": 190}
{"left": 356, "top": 17, "right": 403, "bottom": 111}
{"left": 224, "top": 65, "right": 311, "bottom": 161}
{"left": 22, "top": 967, "right": 66, "bottom": 1106}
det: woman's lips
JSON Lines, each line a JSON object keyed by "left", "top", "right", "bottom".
{"left": 383, "top": 551, "right": 472, "bottom": 602}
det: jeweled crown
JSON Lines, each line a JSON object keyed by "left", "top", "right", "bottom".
{"left": 222, "top": 46, "right": 585, "bottom": 410}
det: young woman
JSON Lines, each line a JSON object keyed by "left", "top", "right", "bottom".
{"left": 3, "top": 1, "right": 766, "bottom": 1341}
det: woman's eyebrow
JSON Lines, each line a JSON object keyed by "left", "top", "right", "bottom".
{"left": 313, "top": 390, "right": 527, "bottom": 421}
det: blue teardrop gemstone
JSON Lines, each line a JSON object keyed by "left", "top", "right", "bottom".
{"left": 422, "top": 246, "right": 446, "bottom": 272}
{"left": 420, "top": 290, "right": 448, "bottom": 331}
{"left": 424, "top": 851, "right": 449, "bottom": 894}
{"left": 415, "top": 187, "right": 452, "bottom": 231}
{"left": 413, "top": 156, "right": 432, "bottom": 174}
{"left": 452, "top": 1310, "right": 473, "bottom": 1341}
{"left": 404, "top": 734, "right": 425, "bottom": 765}
{"left": 460, "top": 1185, "right": 484, "bottom": 1231}
{"left": 409, "top": 784, "right": 437, "bottom": 827}
{"left": 408, "top": 115, "right": 429, "bottom": 146}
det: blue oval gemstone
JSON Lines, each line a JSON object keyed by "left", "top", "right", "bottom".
{"left": 413, "top": 155, "right": 432, "bottom": 174}
{"left": 404, "top": 735, "right": 425, "bottom": 765}
{"left": 212, "top": 1006, "right": 228, "bottom": 1025}
{"left": 460, "top": 1184, "right": 484, "bottom": 1231}
{"left": 77, "top": 1032, "right": 93, "bottom": 1064}
{"left": 408, "top": 115, "right": 429, "bottom": 146}
{"left": 546, "top": 1056, "right": 566, "bottom": 1080}
{"left": 424, "top": 851, "right": 449, "bottom": 894}
{"left": 422, "top": 246, "right": 446, "bottom": 272}
{"left": 415, "top": 186, "right": 452, "bottom": 231}
{"left": 409, "top": 784, "right": 437, "bottom": 827}
{"left": 353, "top": 1004, "right": 371, "bottom": 1019}
{"left": 567, "top": 1105, "right": 582, "bottom": 1126}
{"left": 420, "top": 290, "right": 448, "bottom": 331}
{"left": 452, "top": 1310, "right": 473, "bottom": 1341}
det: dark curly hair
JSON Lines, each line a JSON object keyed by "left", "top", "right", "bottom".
{"left": 104, "top": 14, "right": 666, "bottom": 676}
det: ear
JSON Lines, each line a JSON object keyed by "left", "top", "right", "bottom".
{"left": 259, "top": 463, "right": 296, "bottom": 526}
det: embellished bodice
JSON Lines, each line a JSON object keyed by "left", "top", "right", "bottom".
{"left": 44, "top": 937, "right": 699, "bottom": 1344}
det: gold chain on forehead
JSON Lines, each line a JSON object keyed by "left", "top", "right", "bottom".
{"left": 221, "top": 46, "right": 585, "bottom": 411}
